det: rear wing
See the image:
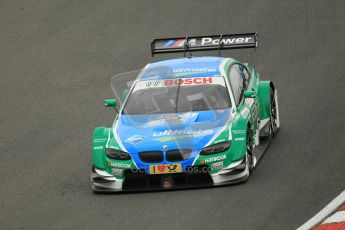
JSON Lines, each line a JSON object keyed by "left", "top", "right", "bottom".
{"left": 151, "top": 33, "right": 258, "bottom": 56}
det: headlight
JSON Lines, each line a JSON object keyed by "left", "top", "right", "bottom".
{"left": 106, "top": 148, "right": 132, "bottom": 160}
{"left": 200, "top": 141, "right": 231, "bottom": 155}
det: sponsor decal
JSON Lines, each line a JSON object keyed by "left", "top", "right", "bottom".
{"left": 111, "top": 168, "right": 123, "bottom": 176}
{"left": 149, "top": 163, "right": 182, "bottom": 174}
{"left": 108, "top": 162, "right": 131, "bottom": 169}
{"left": 213, "top": 138, "right": 227, "bottom": 144}
{"left": 200, "top": 37, "right": 253, "bottom": 46}
{"left": 93, "top": 138, "right": 107, "bottom": 143}
{"left": 164, "top": 39, "right": 186, "bottom": 48}
{"left": 168, "top": 71, "right": 205, "bottom": 77}
{"left": 172, "top": 68, "right": 217, "bottom": 73}
{"left": 108, "top": 145, "right": 121, "bottom": 150}
{"left": 211, "top": 161, "right": 224, "bottom": 170}
{"left": 154, "top": 135, "right": 191, "bottom": 142}
{"left": 125, "top": 135, "right": 147, "bottom": 144}
{"left": 234, "top": 137, "right": 245, "bottom": 141}
{"left": 167, "top": 68, "right": 218, "bottom": 77}
{"left": 132, "top": 80, "right": 162, "bottom": 92}
{"left": 232, "top": 130, "right": 245, "bottom": 134}
{"left": 205, "top": 155, "right": 226, "bottom": 163}
{"left": 153, "top": 129, "right": 213, "bottom": 137}
{"left": 163, "top": 37, "right": 253, "bottom": 48}
{"left": 164, "top": 77, "right": 212, "bottom": 86}
{"left": 145, "top": 80, "right": 161, "bottom": 88}
{"left": 133, "top": 76, "right": 225, "bottom": 92}
{"left": 200, "top": 155, "right": 227, "bottom": 164}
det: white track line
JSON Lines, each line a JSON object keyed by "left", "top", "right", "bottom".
{"left": 323, "top": 210, "right": 345, "bottom": 224}
{"left": 297, "top": 190, "right": 345, "bottom": 230}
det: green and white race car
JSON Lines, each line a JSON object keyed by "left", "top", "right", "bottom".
{"left": 91, "top": 33, "right": 280, "bottom": 192}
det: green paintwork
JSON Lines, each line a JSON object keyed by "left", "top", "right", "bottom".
{"left": 104, "top": 98, "right": 116, "bottom": 107}
{"left": 92, "top": 127, "right": 137, "bottom": 179}
{"left": 257, "top": 81, "right": 272, "bottom": 120}
{"left": 192, "top": 58, "right": 273, "bottom": 173}
{"left": 244, "top": 91, "right": 256, "bottom": 98}
{"left": 92, "top": 127, "right": 108, "bottom": 169}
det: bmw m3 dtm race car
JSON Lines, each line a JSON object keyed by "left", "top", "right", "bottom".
{"left": 91, "top": 33, "right": 280, "bottom": 192}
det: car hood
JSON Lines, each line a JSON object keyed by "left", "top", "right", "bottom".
{"left": 114, "top": 109, "right": 232, "bottom": 167}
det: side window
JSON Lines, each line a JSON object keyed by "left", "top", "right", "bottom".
{"left": 228, "top": 64, "right": 245, "bottom": 105}
{"left": 238, "top": 64, "right": 250, "bottom": 89}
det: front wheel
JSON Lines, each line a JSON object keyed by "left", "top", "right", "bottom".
{"left": 269, "top": 88, "right": 279, "bottom": 138}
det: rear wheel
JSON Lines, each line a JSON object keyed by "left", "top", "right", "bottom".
{"left": 246, "top": 126, "right": 254, "bottom": 172}
{"left": 269, "top": 88, "right": 278, "bottom": 138}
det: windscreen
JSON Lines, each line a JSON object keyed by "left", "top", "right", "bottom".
{"left": 122, "top": 76, "right": 231, "bottom": 115}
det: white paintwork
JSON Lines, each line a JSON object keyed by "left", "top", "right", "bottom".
{"left": 94, "top": 181, "right": 123, "bottom": 190}
{"left": 93, "top": 168, "right": 124, "bottom": 190}
{"left": 211, "top": 155, "right": 249, "bottom": 184}
{"left": 211, "top": 165, "right": 248, "bottom": 184}
{"left": 221, "top": 158, "right": 243, "bottom": 170}
{"left": 94, "top": 168, "right": 113, "bottom": 177}
{"left": 133, "top": 76, "right": 226, "bottom": 92}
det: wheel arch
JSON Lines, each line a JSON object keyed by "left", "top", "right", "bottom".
{"left": 257, "top": 81, "right": 275, "bottom": 120}
{"left": 92, "top": 127, "right": 110, "bottom": 169}
{"left": 230, "top": 117, "right": 252, "bottom": 161}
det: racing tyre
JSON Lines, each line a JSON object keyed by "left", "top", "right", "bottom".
{"left": 246, "top": 126, "right": 254, "bottom": 172}
{"left": 269, "top": 88, "right": 279, "bottom": 138}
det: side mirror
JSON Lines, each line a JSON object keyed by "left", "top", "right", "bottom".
{"left": 104, "top": 99, "right": 116, "bottom": 107}
{"left": 243, "top": 91, "right": 256, "bottom": 98}
{"left": 104, "top": 99, "right": 118, "bottom": 113}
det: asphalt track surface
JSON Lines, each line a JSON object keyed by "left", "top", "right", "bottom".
{"left": 1, "top": 0, "right": 344, "bottom": 229}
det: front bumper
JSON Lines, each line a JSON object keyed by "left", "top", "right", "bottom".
{"left": 91, "top": 166, "right": 124, "bottom": 192}
{"left": 91, "top": 159, "right": 248, "bottom": 193}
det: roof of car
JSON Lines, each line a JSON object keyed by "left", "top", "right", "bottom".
{"left": 139, "top": 56, "right": 225, "bottom": 80}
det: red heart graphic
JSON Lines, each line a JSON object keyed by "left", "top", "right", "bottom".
{"left": 157, "top": 165, "right": 167, "bottom": 172}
